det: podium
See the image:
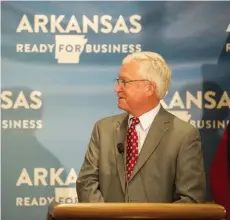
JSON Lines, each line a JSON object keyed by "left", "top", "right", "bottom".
{"left": 47, "top": 203, "right": 226, "bottom": 220}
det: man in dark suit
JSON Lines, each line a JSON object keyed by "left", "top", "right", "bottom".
{"left": 76, "top": 51, "right": 206, "bottom": 203}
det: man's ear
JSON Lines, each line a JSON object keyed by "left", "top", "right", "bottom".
{"left": 147, "top": 82, "right": 156, "bottom": 96}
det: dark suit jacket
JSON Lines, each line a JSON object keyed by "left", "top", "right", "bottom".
{"left": 76, "top": 107, "right": 206, "bottom": 203}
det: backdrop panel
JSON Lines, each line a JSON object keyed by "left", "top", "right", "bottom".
{"left": 1, "top": 1, "right": 230, "bottom": 220}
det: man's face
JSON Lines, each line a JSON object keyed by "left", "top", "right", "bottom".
{"left": 114, "top": 61, "right": 149, "bottom": 114}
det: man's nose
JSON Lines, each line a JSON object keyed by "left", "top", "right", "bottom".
{"left": 114, "top": 84, "right": 122, "bottom": 93}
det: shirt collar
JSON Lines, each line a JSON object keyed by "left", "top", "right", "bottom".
{"left": 128, "top": 103, "right": 161, "bottom": 131}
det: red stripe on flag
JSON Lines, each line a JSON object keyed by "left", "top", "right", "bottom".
{"left": 210, "top": 122, "right": 230, "bottom": 219}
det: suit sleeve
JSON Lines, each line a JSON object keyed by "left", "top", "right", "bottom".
{"left": 76, "top": 122, "right": 104, "bottom": 202}
{"left": 174, "top": 127, "right": 206, "bottom": 203}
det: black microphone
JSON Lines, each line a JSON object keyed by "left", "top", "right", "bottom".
{"left": 117, "top": 143, "right": 130, "bottom": 202}
{"left": 117, "top": 143, "right": 124, "bottom": 155}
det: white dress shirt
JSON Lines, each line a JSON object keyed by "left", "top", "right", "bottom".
{"left": 128, "top": 104, "right": 161, "bottom": 153}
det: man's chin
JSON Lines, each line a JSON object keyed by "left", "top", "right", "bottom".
{"left": 117, "top": 101, "right": 127, "bottom": 111}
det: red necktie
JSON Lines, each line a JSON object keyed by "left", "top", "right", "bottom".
{"left": 126, "top": 117, "right": 140, "bottom": 181}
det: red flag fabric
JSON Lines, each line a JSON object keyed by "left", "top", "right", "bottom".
{"left": 210, "top": 122, "right": 230, "bottom": 219}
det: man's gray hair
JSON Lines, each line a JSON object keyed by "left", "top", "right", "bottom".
{"left": 122, "top": 51, "right": 172, "bottom": 100}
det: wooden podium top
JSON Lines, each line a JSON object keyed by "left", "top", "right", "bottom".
{"left": 51, "top": 203, "right": 226, "bottom": 220}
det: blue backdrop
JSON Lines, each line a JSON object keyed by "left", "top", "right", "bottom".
{"left": 1, "top": 1, "right": 230, "bottom": 220}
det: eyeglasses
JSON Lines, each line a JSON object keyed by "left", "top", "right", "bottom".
{"left": 114, "top": 79, "right": 150, "bottom": 87}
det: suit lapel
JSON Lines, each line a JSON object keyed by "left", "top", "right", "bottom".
{"left": 129, "top": 107, "right": 171, "bottom": 181}
{"left": 114, "top": 113, "right": 129, "bottom": 194}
